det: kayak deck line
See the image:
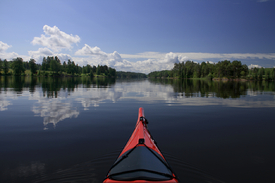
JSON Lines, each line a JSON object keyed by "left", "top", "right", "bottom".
{"left": 104, "top": 107, "right": 179, "bottom": 183}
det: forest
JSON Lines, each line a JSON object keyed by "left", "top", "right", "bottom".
{"left": 148, "top": 60, "right": 275, "bottom": 81}
{"left": 116, "top": 71, "right": 147, "bottom": 79}
{"left": 0, "top": 57, "right": 147, "bottom": 79}
{"left": 0, "top": 56, "right": 116, "bottom": 78}
{"left": 1, "top": 58, "right": 275, "bottom": 81}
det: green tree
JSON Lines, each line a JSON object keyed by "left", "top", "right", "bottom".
{"left": 50, "top": 60, "right": 57, "bottom": 74}
{"left": 62, "top": 61, "right": 67, "bottom": 72}
{"left": 265, "top": 68, "right": 271, "bottom": 81}
{"left": 67, "top": 59, "right": 72, "bottom": 74}
{"left": 221, "top": 60, "right": 231, "bottom": 77}
{"left": 207, "top": 62, "right": 215, "bottom": 76}
{"left": 231, "top": 60, "right": 242, "bottom": 78}
{"left": 75, "top": 64, "right": 81, "bottom": 74}
{"left": 23, "top": 61, "right": 30, "bottom": 70}
{"left": 240, "top": 71, "right": 246, "bottom": 77}
{"left": 201, "top": 62, "right": 208, "bottom": 78}
{"left": 89, "top": 71, "right": 94, "bottom": 77}
{"left": 185, "top": 61, "right": 194, "bottom": 78}
{"left": 253, "top": 70, "right": 258, "bottom": 80}
{"left": 0, "top": 59, "right": 2, "bottom": 73}
{"left": 242, "top": 64, "right": 249, "bottom": 76}
{"left": 54, "top": 56, "right": 61, "bottom": 73}
{"left": 172, "top": 62, "right": 185, "bottom": 78}
{"left": 271, "top": 68, "right": 275, "bottom": 81}
{"left": 3, "top": 59, "right": 9, "bottom": 75}
{"left": 92, "top": 65, "right": 97, "bottom": 73}
{"left": 96, "top": 65, "right": 101, "bottom": 75}
{"left": 258, "top": 67, "right": 264, "bottom": 80}
{"left": 82, "top": 66, "right": 87, "bottom": 74}
{"left": 41, "top": 57, "right": 47, "bottom": 71}
{"left": 86, "top": 64, "right": 92, "bottom": 74}
{"left": 46, "top": 56, "right": 51, "bottom": 69}
{"left": 71, "top": 61, "right": 76, "bottom": 75}
{"left": 102, "top": 65, "right": 108, "bottom": 74}
{"left": 193, "top": 64, "right": 201, "bottom": 78}
{"left": 12, "top": 57, "right": 25, "bottom": 75}
{"left": 208, "top": 73, "right": 214, "bottom": 80}
{"left": 215, "top": 61, "right": 223, "bottom": 78}
{"left": 29, "top": 59, "right": 37, "bottom": 75}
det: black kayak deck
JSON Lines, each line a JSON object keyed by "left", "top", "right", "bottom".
{"left": 107, "top": 145, "right": 174, "bottom": 181}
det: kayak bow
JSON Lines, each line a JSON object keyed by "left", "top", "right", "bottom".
{"left": 104, "top": 107, "right": 179, "bottom": 183}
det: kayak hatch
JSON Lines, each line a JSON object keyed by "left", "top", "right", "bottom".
{"left": 103, "top": 107, "right": 179, "bottom": 183}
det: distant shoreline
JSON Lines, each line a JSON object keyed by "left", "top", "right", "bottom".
{"left": 148, "top": 76, "right": 272, "bottom": 82}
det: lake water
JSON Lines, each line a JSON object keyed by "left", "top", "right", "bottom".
{"left": 0, "top": 76, "right": 275, "bottom": 183}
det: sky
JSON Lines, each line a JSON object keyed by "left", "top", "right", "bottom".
{"left": 0, "top": 0, "right": 275, "bottom": 73}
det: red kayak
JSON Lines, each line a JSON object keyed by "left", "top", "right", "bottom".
{"left": 103, "top": 107, "right": 179, "bottom": 183}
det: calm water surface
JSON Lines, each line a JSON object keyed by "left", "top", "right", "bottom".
{"left": 0, "top": 77, "right": 275, "bottom": 183}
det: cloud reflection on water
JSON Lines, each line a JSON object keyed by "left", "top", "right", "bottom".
{"left": 32, "top": 98, "right": 79, "bottom": 130}
{"left": 1, "top": 78, "right": 275, "bottom": 129}
{"left": 0, "top": 98, "right": 12, "bottom": 111}
{"left": 29, "top": 90, "right": 79, "bottom": 129}
{"left": 74, "top": 88, "right": 123, "bottom": 110}
{"left": 70, "top": 80, "right": 275, "bottom": 109}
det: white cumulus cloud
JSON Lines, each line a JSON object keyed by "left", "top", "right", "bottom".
{"left": 56, "top": 53, "right": 73, "bottom": 63}
{"left": 31, "top": 25, "right": 80, "bottom": 51}
{"left": 0, "top": 41, "right": 19, "bottom": 60}
{"left": 248, "top": 64, "right": 262, "bottom": 69}
{"left": 75, "top": 44, "right": 186, "bottom": 73}
{"left": 0, "top": 41, "right": 11, "bottom": 52}
{"left": 0, "top": 52, "right": 19, "bottom": 60}
{"left": 108, "top": 51, "right": 123, "bottom": 67}
{"left": 75, "top": 44, "right": 107, "bottom": 56}
{"left": 122, "top": 52, "right": 187, "bottom": 73}
{"left": 28, "top": 47, "right": 53, "bottom": 57}
{"left": 121, "top": 52, "right": 275, "bottom": 62}
{"left": 75, "top": 44, "right": 124, "bottom": 67}
{"left": 163, "top": 52, "right": 186, "bottom": 64}
{"left": 28, "top": 47, "right": 73, "bottom": 64}
{"left": 75, "top": 44, "right": 123, "bottom": 67}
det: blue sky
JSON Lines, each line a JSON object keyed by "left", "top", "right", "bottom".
{"left": 0, "top": 0, "right": 274, "bottom": 73}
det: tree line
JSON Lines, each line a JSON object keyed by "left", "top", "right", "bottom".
{"left": 148, "top": 60, "right": 275, "bottom": 81}
{"left": 0, "top": 56, "right": 116, "bottom": 78}
{"left": 116, "top": 71, "right": 147, "bottom": 79}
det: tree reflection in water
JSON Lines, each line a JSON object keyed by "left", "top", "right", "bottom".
{"left": 148, "top": 78, "right": 275, "bottom": 99}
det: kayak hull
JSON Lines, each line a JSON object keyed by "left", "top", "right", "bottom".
{"left": 104, "top": 108, "right": 179, "bottom": 183}
{"left": 104, "top": 180, "right": 179, "bottom": 183}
